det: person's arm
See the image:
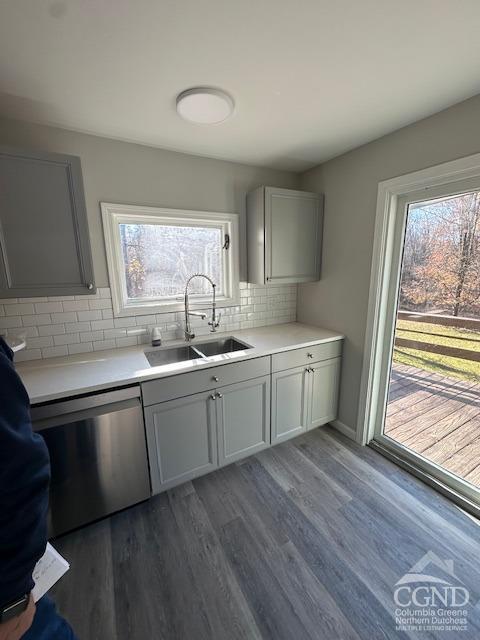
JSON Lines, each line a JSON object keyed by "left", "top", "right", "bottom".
{"left": 0, "top": 338, "right": 50, "bottom": 635}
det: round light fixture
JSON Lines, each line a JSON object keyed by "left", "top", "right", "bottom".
{"left": 176, "top": 87, "right": 234, "bottom": 124}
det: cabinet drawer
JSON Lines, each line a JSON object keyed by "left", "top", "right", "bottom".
{"left": 142, "top": 356, "right": 270, "bottom": 406}
{"left": 271, "top": 340, "right": 342, "bottom": 373}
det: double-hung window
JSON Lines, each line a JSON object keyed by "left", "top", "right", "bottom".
{"left": 102, "top": 203, "right": 240, "bottom": 316}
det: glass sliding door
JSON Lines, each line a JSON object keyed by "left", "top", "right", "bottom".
{"left": 374, "top": 180, "right": 480, "bottom": 507}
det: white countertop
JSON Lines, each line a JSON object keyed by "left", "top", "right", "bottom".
{"left": 16, "top": 323, "right": 343, "bottom": 405}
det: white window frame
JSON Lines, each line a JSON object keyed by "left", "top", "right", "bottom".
{"left": 101, "top": 202, "right": 240, "bottom": 317}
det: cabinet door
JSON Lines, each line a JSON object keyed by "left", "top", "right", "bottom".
{"left": 217, "top": 375, "right": 271, "bottom": 466}
{"left": 265, "top": 187, "right": 322, "bottom": 284}
{"left": 0, "top": 146, "right": 95, "bottom": 298}
{"left": 307, "top": 358, "right": 341, "bottom": 430}
{"left": 271, "top": 365, "right": 309, "bottom": 444}
{"left": 144, "top": 391, "right": 217, "bottom": 494}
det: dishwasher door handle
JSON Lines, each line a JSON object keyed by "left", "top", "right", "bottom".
{"left": 30, "top": 385, "right": 141, "bottom": 422}
{"left": 32, "top": 397, "right": 142, "bottom": 432}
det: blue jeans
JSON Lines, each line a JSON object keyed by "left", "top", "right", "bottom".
{"left": 22, "top": 596, "right": 77, "bottom": 640}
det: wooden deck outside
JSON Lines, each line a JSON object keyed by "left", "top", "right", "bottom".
{"left": 385, "top": 363, "right": 480, "bottom": 488}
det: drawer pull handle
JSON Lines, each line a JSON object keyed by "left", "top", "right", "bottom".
{"left": 216, "top": 392, "right": 223, "bottom": 398}
{"left": 212, "top": 376, "right": 219, "bottom": 382}
{"left": 210, "top": 393, "right": 216, "bottom": 400}
{"left": 307, "top": 353, "right": 314, "bottom": 359}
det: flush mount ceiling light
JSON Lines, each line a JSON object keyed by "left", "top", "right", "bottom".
{"left": 176, "top": 87, "right": 235, "bottom": 124}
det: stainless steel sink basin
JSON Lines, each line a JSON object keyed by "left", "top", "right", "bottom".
{"left": 145, "top": 337, "right": 252, "bottom": 367}
{"left": 145, "top": 346, "right": 202, "bottom": 367}
{"left": 193, "top": 337, "right": 251, "bottom": 357}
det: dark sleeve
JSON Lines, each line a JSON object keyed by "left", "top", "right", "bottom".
{"left": 0, "top": 337, "right": 50, "bottom": 608}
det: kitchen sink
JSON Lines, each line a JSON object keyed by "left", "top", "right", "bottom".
{"left": 145, "top": 337, "right": 252, "bottom": 367}
{"left": 192, "top": 337, "right": 252, "bottom": 357}
{"left": 144, "top": 346, "right": 202, "bottom": 367}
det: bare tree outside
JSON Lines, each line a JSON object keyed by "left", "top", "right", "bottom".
{"left": 120, "top": 223, "right": 223, "bottom": 300}
{"left": 400, "top": 192, "right": 480, "bottom": 318}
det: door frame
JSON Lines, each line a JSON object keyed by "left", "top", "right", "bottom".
{"left": 357, "top": 151, "right": 480, "bottom": 514}
{"left": 358, "top": 151, "right": 480, "bottom": 445}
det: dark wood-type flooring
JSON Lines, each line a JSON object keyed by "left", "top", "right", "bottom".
{"left": 51, "top": 427, "right": 480, "bottom": 640}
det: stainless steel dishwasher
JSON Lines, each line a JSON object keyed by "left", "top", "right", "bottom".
{"left": 31, "top": 386, "right": 151, "bottom": 538}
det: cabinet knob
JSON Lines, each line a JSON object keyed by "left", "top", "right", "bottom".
{"left": 216, "top": 392, "right": 223, "bottom": 398}
{"left": 307, "top": 353, "right": 313, "bottom": 359}
{"left": 212, "top": 376, "right": 219, "bottom": 382}
{"left": 87, "top": 283, "right": 94, "bottom": 291}
{"left": 210, "top": 393, "right": 216, "bottom": 400}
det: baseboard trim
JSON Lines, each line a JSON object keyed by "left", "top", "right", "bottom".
{"left": 330, "top": 419, "right": 357, "bottom": 441}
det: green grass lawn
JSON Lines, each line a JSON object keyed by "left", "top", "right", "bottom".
{"left": 393, "top": 319, "right": 480, "bottom": 382}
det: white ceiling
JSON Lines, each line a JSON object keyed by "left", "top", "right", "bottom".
{"left": 1, "top": 0, "right": 480, "bottom": 171}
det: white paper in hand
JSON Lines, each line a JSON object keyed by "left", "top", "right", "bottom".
{"left": 31, "top": 543, "right": 70, "bottom": 603}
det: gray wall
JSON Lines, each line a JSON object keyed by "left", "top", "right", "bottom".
{"left": 298, "top": 93, "right": 480, "bottom": 435}
{"left": 0, "top": 118, "right": 299, "bottom": 286}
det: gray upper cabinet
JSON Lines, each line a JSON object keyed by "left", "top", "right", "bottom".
{"left": 0, "top": 146, "right": 95, "bottom": 298}
{"left": 247, "top": 186, "right": 323, "bottom": 284}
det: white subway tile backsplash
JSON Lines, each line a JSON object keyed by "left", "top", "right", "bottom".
{"left": 50, "top": 312, "right": 77, "bottom": 323}
{"left": 135, "top": 314, "right": 157, "bottom": 326}
{"left": 92, "top": 339, "right": 116, "bottom": 352}
{"left": 65, "top": 321, "right": 91, "bottom": 333}
{"left": 114, "top": 317, "right": 137, "bottom": 328}
{"left": 62, "top": 300, "right": 90, "bottom": 312}
{"left": 88, "top": 298, "right": 112, "bottom": 310}
{"left": 5, "top": 303, "right": 35, "bottom": 316}
{"left": 104, "top": 328, "right": 127, "bottom": 339}
{"left": 0, "top": 316, "right": 22, "bottom": 329}
{"left": 9, "top": 283, "right": 296, "bottom": 361}
{"left": 68, "top": 342, "right": 94, "bottom": 355}
{"left": 42, "top": 345, "right": 68, "bottom": 359}
{"left": 14, "top": 348, "right": 42, "bottom": 362}
{"left": 91, "top": 319, "right": 114, "bottom": 331}
{"left": 77, "top": 310, "right": 102, "bottom": 322}
{"left": 39, "top": 324, "right": 66, "bottom": 336}
{"left": 54, "top": 333, "right": 80, "bottom": 346}
{"left": 34, "top": 302, "right": 63, "bottom": 314}
{"left": 18, "top": 297, "right": 49, "bottom": 303}
{"left": 5, "top": 326, "right": 39, "bottom": 338}
{"left": 27, "top": 336, "right": 54, "bottom": 349}
{"left": 80, "top": 330, "right": 104, "bottom": 342}
{"left": 115, "top": 336, "right": 138, "bottom": 348}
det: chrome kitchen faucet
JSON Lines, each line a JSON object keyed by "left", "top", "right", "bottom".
{"left": 184, "top": 273, "right": 221, "bottom": 341}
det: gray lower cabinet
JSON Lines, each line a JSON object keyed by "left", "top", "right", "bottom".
{"left": 271, "top": 365, "right": 308, "bottom": 444}
{"left": 143, "top": 348, "right": 341, "bottom": 493}
{"left": 144, "top": 374, "right": 271, "bottom": 494}
{"left": 307, "top": 358, "right": 341, "bottom": 430}
{"left": 144, "top": 391, "right": 217, "bottom": 494}
{"left": 272, "top": 357, "right": 341, "bottom": 444}
{"left": 217, "top": 375, "right": 270, "bottom": 466}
